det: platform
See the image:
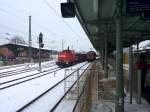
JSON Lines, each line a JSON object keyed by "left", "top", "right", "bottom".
{"left": 89, "top": 60, "right": 150, "bottom": 112}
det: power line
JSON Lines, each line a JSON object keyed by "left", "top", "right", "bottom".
{"left": 43, "top": 0, "right": 82, "bottom": 39}
{"left": 0, "top": 7, "right": 26, "bottom": 22}
{"left": 0, "top": 3, "right": 74, "bottom": 39}
{"left": 0, "top": 0, "right": 85, "bottom": 49}
{"left": 0, "top": 24, "right": 38, "bottom": 38}
{"left": 0, "top": 1, "right": 29, "bottom": 16}
{"left": 0, "top": 24, "right": 27, "bottom": 35}
{"left": 34, "top": 22, "right": 75, "bottom": 38}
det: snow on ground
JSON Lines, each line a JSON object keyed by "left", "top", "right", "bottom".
{"left": 22, "top": 62, "right": 90, "bottom": 112}
{"left": 0, "top": 65, "right": 58, "bottom": 86}
{"left": 0, "top": 65, "right": 26, "bottom": 73}
{"left": 53, "top": 64, "right": 90, "bottom": 112}
{"left": 0, "top": 60, "right": 54, "bottom": 73}
{"left": 0, "top": 63, "right": 28, "bottom": 69}
{"left": 54, "top": 100, "right": 76, "bottom": 112}
{"left": 91, "top": 94, "right": 150, "bottom": 112}
{"left": 124, "top": 95, "right": 150, "bottom": 112}
{"left": 0, "top": 61, "right": 89, "bottom": 112}
{"left": 91, "top": 101, "right": 115, "bottom": 112}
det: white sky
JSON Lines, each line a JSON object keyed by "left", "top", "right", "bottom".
{"left": 0, "top": 0, "right": 95, "bottom": 52}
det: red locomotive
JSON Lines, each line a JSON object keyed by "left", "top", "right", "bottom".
{"left": 56, "top": 49, "right": 76, "bottom": 67}
{"left": 56, "top": 49, "right": 96, "bottom": 67}
{"left": 56, "top": 48, "right": 87, "bottom": 67}
{"left": 86, "top": 51, "right": 96, "bottom": 62}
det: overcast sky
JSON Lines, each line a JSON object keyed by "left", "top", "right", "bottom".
{"left": 0, "top": 0, "right": 95, "bottom": 51}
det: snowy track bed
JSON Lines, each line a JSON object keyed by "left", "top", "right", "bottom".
{"left": 0, "top": 61, "right": 90, "bottom": 112}
{"left": 0, "top": 61, "right": 55, "bottom": 75}
{"left": 0, "top": 67, "right": 60, "bottom": 91}
{"left": 0, "top": 64, "right": 58, "bottom": 84}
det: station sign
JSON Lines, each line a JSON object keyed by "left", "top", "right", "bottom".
{"left": 126, "top": 0, "right": 150, "bottom": 14}
{"left": 61, "top": 2, "right": 75, "bottom": 18}
{"left": 140, "top": 12, "right": 150, "bottom": 20}
{"left": 126, "top": 0, "right": 150, "bottom": 19}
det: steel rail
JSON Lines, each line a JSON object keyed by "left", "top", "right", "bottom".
{"left": 0, "top": 66, "right": 28, "bottom": 75}
{"left": 0, "top": 61, "right": 53, "bottom": 70}
{"left": 0, "top": 67, "right": 61, "bottom": 91}
{"left": 0, "top": 63, "right": 29, "bottom": 70}
{"left": 0, "top": 62, "right": 55, "bottom": 76}
{"left": 16, "top": 63, "right": 88, "bottom": 112}
{"left": 0, "top": 64, "right": 55, "bottom": 78}
{"left": 49, "top": 63, "right": 89, "bottom": 112}
{"left": 0, "top": 66, "right": 58, "bottom": 85}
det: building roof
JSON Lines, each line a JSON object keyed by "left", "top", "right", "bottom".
{"left": 74, "top": 0, "right": 150, "bottom": 52}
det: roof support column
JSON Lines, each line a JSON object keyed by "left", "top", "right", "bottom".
{"left": 137, "top": 43, "right": 141, "bottom": 104}
{"left": 129, "top": 46, "right": 133, "bottom": 104}
{"left": 101, "top": 37, "right": 105, "bottom": 70}
{"left": 115, "top": 0, "right": 124, "bottom": 112}
{"left": 100, "top": 46, "right": 104, "bottom": 70}
{"left": 104, "top": 33, "right": 108, "bottom": 78}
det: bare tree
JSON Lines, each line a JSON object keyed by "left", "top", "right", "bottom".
{"left": 10, "top": 35, "right": 27, "bottom": 45}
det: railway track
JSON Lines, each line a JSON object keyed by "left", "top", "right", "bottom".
{"left": 16, "top": 62, "right": 89, "bottom": 112}
{"left": 0, "top": 61, "right": 55, "bottom": 74}
{"left": 50, "top": 64, "right": 89, "bottom": 112}
{"left": 0, "top": 63, "right": 29, "bottom": 70}
{"left": 0, "top": 63, "right": 56, "bottom": 78}
{"left": 0, "top": 66, "right": 61, "bottom": 91}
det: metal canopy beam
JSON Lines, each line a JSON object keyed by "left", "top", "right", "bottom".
{"left": 85, "top": 18, "right": 114, "bottom": 25}
{"left": 86, "top": 18, "right": 150, "bottom": 26}
{"left": 75, "top": 0, "right": 150, "bottom": 52}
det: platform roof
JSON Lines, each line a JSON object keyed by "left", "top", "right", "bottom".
{"left": 73, "top": 0, "right": 150, "bottom": 52}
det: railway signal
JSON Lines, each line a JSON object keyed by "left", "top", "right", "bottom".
{"left": 38, "top": 32, "right": 44, "bottom": 72}
{"left": 39, "top": 32, "right": 43, "bottom": 44}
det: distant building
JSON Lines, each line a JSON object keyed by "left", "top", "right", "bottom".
{"left": 0, "top": 43, "right": 57, "bottom": 62}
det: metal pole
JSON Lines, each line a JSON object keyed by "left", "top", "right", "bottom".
{"left": 104, "top": 35, "right": 108, "bottom": 78}
{"left": 129, "top": 46, "right": 133, "bottom": 104}
{"left": 115, "top": 0, "right": 124, "bottom": 111}
{"left": 29, "top": 15, "right": 32, "bottom": 62}
{"left": 39, "top": 43, "right": 41, "bottom": 72}
{"left": 77, "top": 68, "right": 80, "bottom": 111}
{"left": 100, "top": 47, "right": 103, "bottom": 69}
{"left": 137, "top": 43, "right": 141, "bottom": 104}
{"left": 102, "top": 37, "right": 105, "bottom": 70}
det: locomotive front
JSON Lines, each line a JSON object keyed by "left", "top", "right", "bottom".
{"left": 56, "top": 50, "right": 76, "bottom": 67}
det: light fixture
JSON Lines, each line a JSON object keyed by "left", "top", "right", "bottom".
{"left": 93, "top": 0, "right": 98, "bottom": 13}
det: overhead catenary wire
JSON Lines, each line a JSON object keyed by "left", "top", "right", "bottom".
{"left": 43, "top": 0, "right": 92, "bottom": 52}
{"left": 0, "top": 0, "right": 90, "bottom": 51}
{"left": 0, "top": 0, "right": 29, "bottom": 16}
{"left": 0, "top": 7, "right": 26, "bottom": 22}
{"left": 0, "top": 24, "right": 39, "bottom": 38}
{"left": 43, "top": 0, "right": 83, "bottom": 40}
{"left": 0, "top": 24, "right": 28, "bottom": 36}
{"left": 0, "top": 3, "right": 74, "bottom": 39}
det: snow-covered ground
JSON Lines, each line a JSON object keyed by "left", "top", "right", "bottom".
{"left": 124, "top": 95, "right": 150, "bottom": 112}
{"left": 91, "top": 95, "right": 150, "bottom": 112}
{"left": 0, "top": 61, "right": 90, "bottom": 112}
